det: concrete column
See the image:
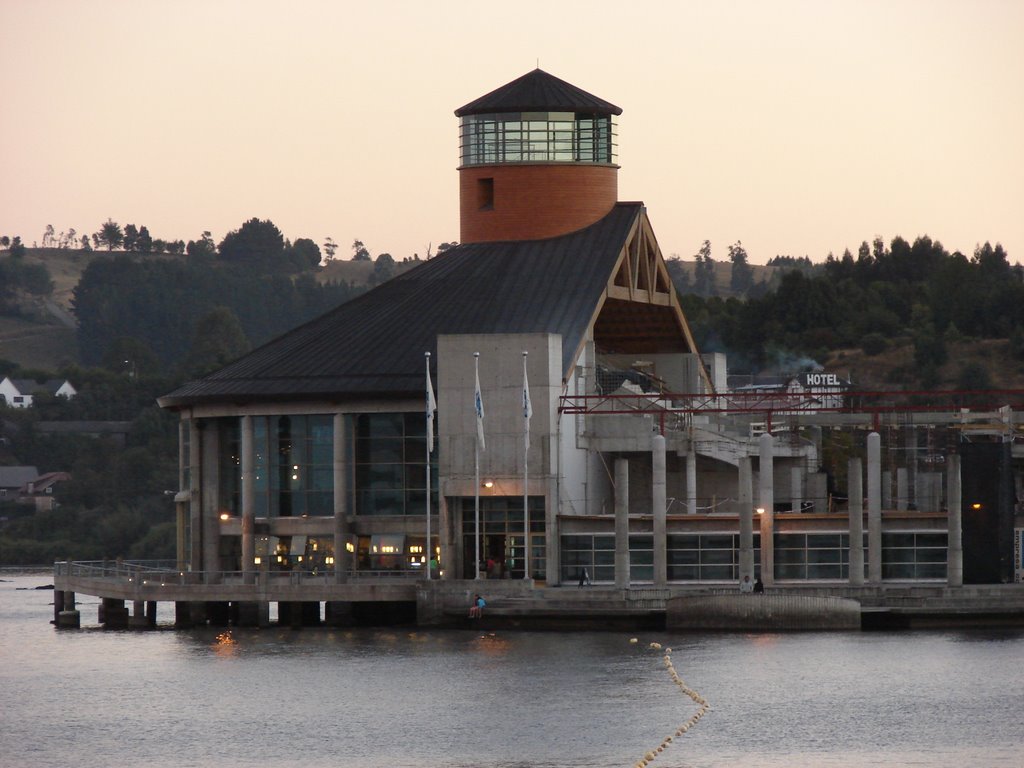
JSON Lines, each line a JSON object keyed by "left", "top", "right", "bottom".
{"left": 201, "top": 423, "right": 220, "bottom": 575}
{"left": 56, "top": 592, "right": 80, "bottom": 628}
{"left": 177, "top": 420, "right": 188, "bottom": 570}
{"left": 652, "top": 434, "right": 667, "bottom": 586}
{"left": 686, "top": 445, "right": 698, "bottom": 514}
{"left": 882, "top": 470, "right": 892, "bottom": 509}
{"left": 189, "top": 419, "right": 203, "bottom": 572}
{"left": 867, "top": 431, "right": 883, "bottom": 584}
{"left": 614, "top": 457, "right": 630, "bottom": 588}
{"left": 848, "top": 457, "right": 865, "bottom": 586}
{"left": 102, "top": 597, "right": 129, "bottom": 628}
{"left": 946, "top": 453, "right": 963, "bottom": 587}
{"left": 241, "top": 415, "right": 255, "bottom": 581}
{"left": 896, "top": 468, "right": 908, "bottom": 511}
{"left": 905, "top": 426, "right": 917, "bottom": 510}
{"left": 333, "top": 413, "right": 349, "bottom": 584}
{"left": 130, "top": 600, "right": 148, "bottom": 629}
{"left": 791, "top": 466, "right": 803, "bottom": 513}
{"left": 758, "top": 434, "right": 775, "bottom": 586}
{"left": 738, "top": 457, "right": 754, "bottom": 583}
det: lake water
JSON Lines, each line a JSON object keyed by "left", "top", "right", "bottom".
{"left": 2, "top": 570, "right": 1023, "bottom": 768}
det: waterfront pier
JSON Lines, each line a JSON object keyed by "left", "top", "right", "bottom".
{"left": 53, "top": 560, "right": 1024, "bottom": 631}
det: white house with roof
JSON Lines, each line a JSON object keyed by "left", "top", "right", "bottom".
{"left": 0, "top": 377, "right": 77, "bottom": 408}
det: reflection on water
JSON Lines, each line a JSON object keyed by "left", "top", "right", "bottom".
{"left": 2, "top": 572, "right": 1023, "bottom": 768}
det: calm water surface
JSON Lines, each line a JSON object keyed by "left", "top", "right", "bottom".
{"left": 2, "top": 571, "right": 1022, "bottom": 768}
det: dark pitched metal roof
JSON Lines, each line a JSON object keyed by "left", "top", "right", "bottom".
{"left": 159, "top": 204, "right": 642, "bottom": 408}
{"left": 455, "top": 69, "right": 622, "bottom": 117}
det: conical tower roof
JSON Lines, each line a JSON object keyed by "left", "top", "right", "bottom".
{"left": 455, "top": 68, "right": 622, "bottom": 117}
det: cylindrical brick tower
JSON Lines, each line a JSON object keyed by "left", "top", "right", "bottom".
{"left": 455, "top": 69, "right": 622, "bottom": 244}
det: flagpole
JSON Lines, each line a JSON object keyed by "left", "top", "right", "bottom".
{"left": 474, "top": 352, "right": 481, "bottom": 580}
{"left": 522, "top": 350, "right": 530, "bottom": 580}
{"left": 425, "top": 351, "right": 433, "bottom": 581}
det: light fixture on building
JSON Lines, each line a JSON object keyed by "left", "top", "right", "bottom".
{"left": 219, "top": 512, "right": 230, "bottom": 521}
{"left": 755, "top": 507, "right": 765, "bottom": 515}
{"left": 971, "top": 502, "right": 983, "bottom": 510}
{"left": 483, "top": 480, "right": 494, "bottom": 489}
{"left": 254, "top": 556, "right": 261, "bottom": 565}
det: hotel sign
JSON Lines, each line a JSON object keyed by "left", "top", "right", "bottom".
{"left": 799, "top": 372, "right": 846, "bottom": 389}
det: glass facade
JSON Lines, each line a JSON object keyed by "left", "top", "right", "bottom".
{"left": 560, "top": 534, "right": 615, "bottom": 584}
{"left": 882, "top": 531, "right": 948, "bottom": 580}
{"left": 218, "top": 415, "right": 334, "bottom": 517}
{"left": 667, "top": 533, "right": 761, "bottom": 582}
{"left": 355, "top": 413, "right": 437, "bottom": 517}
{"left": 459, "top": 111, "right": 616, "bottom": 166}
{"left": 775, "top": 533, "right": 861, "bottom": 581}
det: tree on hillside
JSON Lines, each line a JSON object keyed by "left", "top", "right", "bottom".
{"left": 728, "top": 241, "right": 754, "bottom": 296}
{"left": 219, "top": 218, "right": 286, "bottom": 272}
{"left": 94, "top": 219, "right": 124, "bottom": 251}
{"left": 693, "top": 240, "right": 715, "bottom": 298}
{"left": 80, "top": 235, "right": 92, "bottom": 251}
{"left": 0, "top": 236, "right": 10, "bottom": 248}
{"left": 137, "top": 226, "right": 153, "bottom": 254}
{"left": 9, "top": 236, "right": 27, "bottom": 259}
{"left": 351, "top": 239, "right": 371, "bottom": 261}
{"left": 123, "top": 224, "right": 139, "bottom": 252}
{"left": 181, "top": 306, "right": 251, "bottom": 377}
{"left": 187, "top": 231, "right": 217, "bottom": 260}
{"left": 323, "top": 237, "right": 338, "bottom": 260}
{"left": 289, "top": 238, "right": 321, "bottom": 270}
{"left": 43, "top": 224, "right": 56, "bottom": 248}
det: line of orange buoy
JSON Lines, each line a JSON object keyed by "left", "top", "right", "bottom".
{"left": 631, "top": 641, "right": 710, "bottom": 768}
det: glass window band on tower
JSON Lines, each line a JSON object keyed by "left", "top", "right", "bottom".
{"left": 459, "top": 112, "right": 617, "bottom": 166}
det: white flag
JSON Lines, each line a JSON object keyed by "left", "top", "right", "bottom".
{"left": 474, "top": 357, "right": 485, "bottom": 451}
{"left": 522, "top": 353, "right": 532, "bottom": 449}
{"left": 426, "top": 358, "right": 436, "bottom": 455}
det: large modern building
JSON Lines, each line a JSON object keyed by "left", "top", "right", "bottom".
{"left": 147, "top": 70, "right": 1024, "bottom": 623}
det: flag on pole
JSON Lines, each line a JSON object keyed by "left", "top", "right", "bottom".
{"left": 426, "top": 356, "right": 436, "bottom": 454}
{"left": 522, "top": 352, "right": 532, "bottom": 449}
{"left": 474, "top": 354, "right": 485, "bottom": 451}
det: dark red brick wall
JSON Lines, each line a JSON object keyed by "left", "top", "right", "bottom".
{"left": 459, "top": 164, "right": 618, "bottom": 243}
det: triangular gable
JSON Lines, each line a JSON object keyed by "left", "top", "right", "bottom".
{"left": 575, "top": 209, "right": 713, "bottom": 392}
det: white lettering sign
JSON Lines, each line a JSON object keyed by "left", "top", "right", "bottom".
{"left": 804, "top": 373, "right": 842, "bottom": 387}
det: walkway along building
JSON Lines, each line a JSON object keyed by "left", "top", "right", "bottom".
{"left": 55, "top": 70, "right": 1024, "bottom": 629}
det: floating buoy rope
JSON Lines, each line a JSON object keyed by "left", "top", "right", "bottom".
{"left": 632, "top": 641, "right": 709, "bottom": 768}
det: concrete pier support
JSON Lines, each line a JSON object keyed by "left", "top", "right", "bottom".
{"left": 101, "top": 597, "right": 129, "bottom": 628}
{"left": 325, "top": 601, "right": 355, "bottom": 627}
{"left": 758, "top": 433, "right": 775, "bottom": 587}
{"left": 738, "top": 457, "right": 754, "bottom": 582}
{"left": 207, "top": 601, "right": 231, "bottom": 626}
{"left": 947, "top": 454, "right": 963, "bottom": 587}
{"left": 175, "top": 601, "right": 197, "bottom": 628}
{"left": 652, "top": 434, "right": 667, "bottom": 586}
{"left": 791, "top": 466, "right": 803, "bottom": 512}
{"left": 614, "top": 457, "right": 630, "bottom": 588}
{"left": 56, "top": 590, "right": 80, "bottom": 628}
{"left": 848, "top": 457, "right": 865, "bottom": 586}
{"left": 235, "top": 601, "right": 270, "bottom": 627}
{"left": 129, "top": 600, "right": 150, "bottom": 629}
{"left": 867, "top": 431, "right": 882, "bottom": 584}
{"left": 882, "top": 470, "right": 892, "bottom": 509}
{"left": 686, "top": 445, "right": 697, "bottom": 514}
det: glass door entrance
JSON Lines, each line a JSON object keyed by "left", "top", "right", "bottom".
{"left": 458, "top": 496, "right": 545, "bottom": 579}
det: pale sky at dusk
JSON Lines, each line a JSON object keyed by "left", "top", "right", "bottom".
{"left": 2, "top": 0, "right": 1022, "bottom": 265}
